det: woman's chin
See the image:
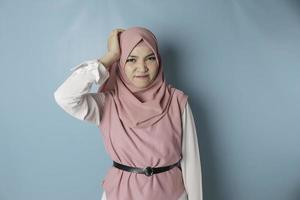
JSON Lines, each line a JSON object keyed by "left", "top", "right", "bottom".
{"left": 133, "top": 81, "right": 151, "bottom": 88}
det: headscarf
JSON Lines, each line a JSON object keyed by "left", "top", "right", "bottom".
{"left": 97, "top": 26, "right": 189, "bottom": 200}
{"left": 97, "top": 26, "right": 178, "bottom": 128}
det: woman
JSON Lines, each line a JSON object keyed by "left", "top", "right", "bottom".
{"left": 54, "top": 26, "right": 203, "bottom": 200}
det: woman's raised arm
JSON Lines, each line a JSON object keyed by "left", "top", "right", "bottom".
{"left": 54, "top": 59, "right": 110, "bottom": 127}
{"left": 54, "top": 28, "right": 125, "bottom": 127}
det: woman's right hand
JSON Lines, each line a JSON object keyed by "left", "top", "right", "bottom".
{"left": 107, "top": 28, "right": 125, "bottom": 60}
{"left": 99, "top": 28, "right": 125, "bottom": 69}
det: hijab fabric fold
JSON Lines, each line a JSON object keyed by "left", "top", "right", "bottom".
{"left": 97, "top": 26, "right": 188, "bottom": 200}
{"left": 97, "top": 27, "right": 177, "bottom": 128}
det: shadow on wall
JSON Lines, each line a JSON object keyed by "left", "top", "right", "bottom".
{"left": 160, "top": 40, "right": 227, "bottom": 200}
{"left": 288, "top": 0, "right": 300, "bottom": 9}
{"left": 291, "top": 184, "right": 300, "bottom": 200}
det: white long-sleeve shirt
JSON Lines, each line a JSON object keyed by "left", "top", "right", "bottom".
{"left": 54, "top": 59, "right": 203, "bottom": 200}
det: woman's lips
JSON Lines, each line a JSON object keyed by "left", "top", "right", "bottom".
{"left": 135, "top": 75, "right": 149, "bottom": 79}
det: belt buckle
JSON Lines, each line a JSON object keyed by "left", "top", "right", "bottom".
{"left": 143, "top": 166, "right": 154, "bottom": 176}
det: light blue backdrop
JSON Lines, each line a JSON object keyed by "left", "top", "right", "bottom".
{"left": 1, "top": 0, "right": 300, "bottom": 200}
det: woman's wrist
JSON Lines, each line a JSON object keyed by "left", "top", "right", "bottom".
{"left": 98, "top": 52, "right": 118, "bottom": 69}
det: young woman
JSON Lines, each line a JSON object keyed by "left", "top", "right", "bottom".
{"left": 54, "top": 26, "right": 203, "bottom": 200}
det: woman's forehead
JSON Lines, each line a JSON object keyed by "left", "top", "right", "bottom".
{"left": 129, "top": 43, "right": 153, "bottom": 56}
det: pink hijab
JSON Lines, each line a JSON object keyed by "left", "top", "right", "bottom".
{"left": 97, "top": 26, "right": 181, "bottom": 128}
{"left": 97, "top": 26, "right": 188, "bottom": 200}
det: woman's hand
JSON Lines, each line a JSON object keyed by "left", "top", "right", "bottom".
{"left": 99, "top": 28, "right": 125, "bottom": 69}
{"left": 107, "top": 28, "right": 125, "bottom": 59}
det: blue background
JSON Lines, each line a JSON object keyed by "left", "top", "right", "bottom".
{"left": 1, "top": 0, "right": 300, "bottom": 200}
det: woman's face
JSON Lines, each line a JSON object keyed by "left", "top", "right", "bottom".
{"left": 124, "top": 43, "right": 159, "bottom": 88}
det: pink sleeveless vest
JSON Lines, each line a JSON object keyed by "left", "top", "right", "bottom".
{"left": 99, "top": 87, "right": 188, "bottom": 200}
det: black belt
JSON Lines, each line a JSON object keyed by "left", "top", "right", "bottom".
{"left": 113, "top": 159, "right": 182, "bottom": 177}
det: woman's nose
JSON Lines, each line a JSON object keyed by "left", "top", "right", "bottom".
{"left": 137, "top": 62, "right": 148, "bottom": 72}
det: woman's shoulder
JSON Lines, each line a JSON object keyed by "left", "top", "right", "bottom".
{"left": 168, "top": 85, "right": 189, "bottom": 114}
{"left": 168, "top": 84, "right": 189, "bottom": 99}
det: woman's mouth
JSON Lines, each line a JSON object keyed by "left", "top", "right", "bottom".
{"left": 135, "top": 75, "right": 149, "bottom": 79}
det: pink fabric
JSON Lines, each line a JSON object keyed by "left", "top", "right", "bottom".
{"left": 97, "top": 26, "right": 188, "bottom": 200}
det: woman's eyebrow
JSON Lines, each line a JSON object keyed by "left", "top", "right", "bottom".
{"left": 128, "top": 53, "right": 155, "bottom": 58}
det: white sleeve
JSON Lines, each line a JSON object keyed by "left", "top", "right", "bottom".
{"left": 180, "top": 101, "right": 203, "bottom": 200}
{"left": 54, "top": 59, "right": 110, "bottom": 127}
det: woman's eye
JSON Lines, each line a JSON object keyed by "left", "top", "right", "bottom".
{"left": 126, "top": 58, "right": 135, "bottom": 62}
{"left": 148, "top": 57, "right": 156, "bottom": 60}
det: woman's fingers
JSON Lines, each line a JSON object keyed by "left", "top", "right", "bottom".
{"left": 106, "top": 28, "right": 126, "bottom": 60}
{"left": 111, "top": 28, "right": 125, "bottom": 36}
